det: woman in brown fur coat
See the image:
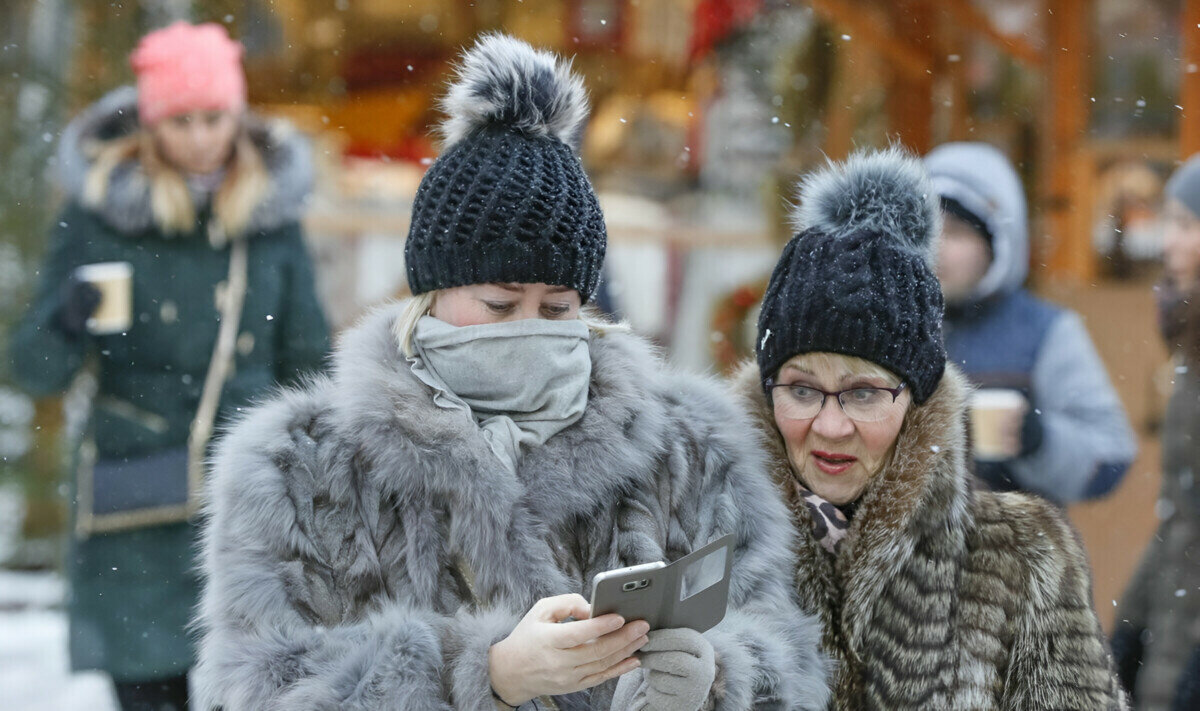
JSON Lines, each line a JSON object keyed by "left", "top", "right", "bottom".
{"left": 735, "top": 148, "right": 1126, "bottom": 710}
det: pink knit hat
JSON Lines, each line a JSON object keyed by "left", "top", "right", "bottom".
{"left": 130, "top": 22, "right": 246, "bottom": 125}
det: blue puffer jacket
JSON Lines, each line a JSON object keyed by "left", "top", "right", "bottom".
{"left": 927, "top": 142, "right": 1136, "bottom": 503}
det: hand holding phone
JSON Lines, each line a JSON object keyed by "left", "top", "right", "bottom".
{"left": 488, "top": 593, "right": 649, "bottom": 706}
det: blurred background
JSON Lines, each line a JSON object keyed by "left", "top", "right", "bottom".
{"left": 0, "top": 0, "right": 1193, "bottom": 707}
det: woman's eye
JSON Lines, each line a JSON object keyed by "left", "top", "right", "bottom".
{"left": 787, "top": 386, "right": 821, "bottom": 403}
{"left": 484, "top": 301, "right": 515, "bottom": 314}
{"left": 541, "top": 303, "right": 570, "bottom": 317}
{"left": 847, "top": 388, "right": 885, "bottom": 404}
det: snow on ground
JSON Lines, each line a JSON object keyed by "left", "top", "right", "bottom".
{"left": 0, "top": 570, "right": 118, "bottom": 711}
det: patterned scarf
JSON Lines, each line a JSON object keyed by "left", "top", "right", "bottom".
{"left": 794, "top": 481, "right": 851, "bottom": 555}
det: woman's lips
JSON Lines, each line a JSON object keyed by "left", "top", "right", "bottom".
{"left": 811, "top": 450, "right": 858, "bottom": 476}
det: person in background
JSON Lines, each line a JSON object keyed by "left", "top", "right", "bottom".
{"left": 193, "top": 34, "right": 829, "bottom": 711}
{"left": 1112, "top": 154, "right": 1200, "bottom": 711}
{"left": 736, "top": 147, "right": 1127, "bottom": 709}
{"left": 925, "top": 142, "right": 1136, "bottom": 504}
{"left": 9, "top": 22, "right": 328, "bottom": 711}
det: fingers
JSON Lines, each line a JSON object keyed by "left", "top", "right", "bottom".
{"left": 533, "top": 593, "right": 592, "bottom": 623}
{"left": 640, "top": 628, "right": 708, "bottom": 655}
{"left": 568, "top": 620, "right": 650, "bottom": 661}
{"left": 645, "top": 666, "right": 696, "bottom": 697}
{"left": 549, "top": 613, "right": 628, "bottom": 649}
{"left": 571, "top": 625, "right": 650, "bottom": 676}
{"left": 642, "top": 650, "right": 701, "bottom": 677}
{"left": 577, "top": 654, "right": 641, "bottom": 690}
{"left": 644, "top": 658, "right": 716, "bottom": 697}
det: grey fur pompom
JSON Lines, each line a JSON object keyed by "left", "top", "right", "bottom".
{"left": 791, "top": 146, "right": 941, "bottom": 259}
{"left": 440, "top": 33, "right": 589, "bottom": 149}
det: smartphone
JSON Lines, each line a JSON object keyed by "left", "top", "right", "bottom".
{"left": 588, "top": 535, "right": 735, "bottom": 633}
{"left": 590, "top": 561, "right": 668, "bottom": 627}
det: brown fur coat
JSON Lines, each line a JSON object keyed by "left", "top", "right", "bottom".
{"left": 733, "top": 363, "right": 1126, "bottom": 710}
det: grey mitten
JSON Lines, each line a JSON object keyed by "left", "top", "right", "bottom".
{"left": 609, "top": 628, "right": 716, "bottom": 711}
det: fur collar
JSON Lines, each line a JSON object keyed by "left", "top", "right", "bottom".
{"left": 732, "top": 361, "right": 974, "bottom": 655}
{"left": 55, "top": 86, "right": 313, "bottom": 236}
{"left": 325, "top": 304, "right": 674, "bottom": 610}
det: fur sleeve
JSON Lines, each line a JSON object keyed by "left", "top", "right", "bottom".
{"left": 193, "top": 387, "right": 453, "bottom": 711}
{"left": 1000, "top": 495, "right": 1128, "bottom": 710}
{"left": 642, "top": 376, "right": 831, "bottom": 711}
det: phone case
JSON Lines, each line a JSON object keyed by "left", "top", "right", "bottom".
{"left": 589, "top": 534, "right": 735, "bottom": 633}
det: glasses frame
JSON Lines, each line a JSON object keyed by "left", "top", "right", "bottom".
{"left": 763, "top": 378, "right": 908, "bottom": 422}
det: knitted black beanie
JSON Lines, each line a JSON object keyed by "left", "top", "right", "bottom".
{"left": 756, "top": 147, "right": 947, "bottom": 403}
{"left": 405, "top": 34, "right": 606, "bottom": 301}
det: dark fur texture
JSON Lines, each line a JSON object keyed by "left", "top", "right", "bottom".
{"left": 732, "top": 362, "right": 1127, "bottom": 710}
{"left": 194, "top": 303, "right": 830, "bottom": 710}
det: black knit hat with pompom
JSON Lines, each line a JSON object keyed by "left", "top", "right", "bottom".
{"left": 405, "top": 34, "right": 606, "bottom": 301}
{"left": 756, "top": 147, "right": 947, "bottom": 403}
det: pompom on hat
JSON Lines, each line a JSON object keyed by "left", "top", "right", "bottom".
{"left": 756, "top": 147, "right": 947, "bottom": 403}
{"left": 404, "top": 34, "right": 606, "bottom": 301}
{"left": 130, "top": 22, "right": 246, "bottom": 125}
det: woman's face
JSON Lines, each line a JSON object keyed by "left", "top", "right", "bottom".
{"left": 772, "top": 353, "right": 910, "bottom": 506}
{"left": 1163, "top": 198, "right": 1200, "bottom": 290}
{"left": 431, "top": 283, "right": 582, "bottom": 326}
{"left": 152, "top": 109, "right": 240, "bottom": 175}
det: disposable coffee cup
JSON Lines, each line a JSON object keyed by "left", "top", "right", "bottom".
{"left": 75, "top": 262, "right": 133, "bottom": 335}
{"left": 970, "top": 388, "right": 1026, "bottom": 461}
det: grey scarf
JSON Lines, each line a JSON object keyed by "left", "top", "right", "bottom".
{"left": 409, "top": 315, "right": 592, "bottom": 472}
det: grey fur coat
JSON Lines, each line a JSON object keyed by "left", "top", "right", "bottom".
{"left": 733, "top": 362, "right": 1126, "bottom": 710}
{"left": 194, "top": 304, "right": 830, "bottom": 711}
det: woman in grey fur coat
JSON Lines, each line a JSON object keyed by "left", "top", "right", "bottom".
{"left": 194, "top": 35, "right": 829, "bottom": 711}
{"left": 736, "top": 148, "right": 1126, "bottom": 710}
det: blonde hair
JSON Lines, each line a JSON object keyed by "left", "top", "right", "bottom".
{"left": 393, "top": 291, "right": 627, "bottom": 357}
{"left": 83, "top": 125, "right": 270, "bottom": 242}
{"left": 782, "top": 352, "right": 902, "bottom": 387}
{"left": 395, "top": 292, "right": 438, "bottom": 356}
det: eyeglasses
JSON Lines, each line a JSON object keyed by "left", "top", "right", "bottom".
{"left": 764, "top": 378, "right": 908, "bottom": 423}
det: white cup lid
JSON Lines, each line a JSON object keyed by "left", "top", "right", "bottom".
{"left": 75, "top": 261, "right": 133, "bottom": 280}
{"left": 970, "top": 388, "right": 1026, "bottom": 409}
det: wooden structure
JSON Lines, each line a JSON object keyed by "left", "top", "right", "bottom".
{"left": 808, "top": 0, "right": 1200, "bottom": 284}
{"left": 1185, "top": 0, "right": 1200, "bottom": 158}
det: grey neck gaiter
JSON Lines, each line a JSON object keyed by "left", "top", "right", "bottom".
{"left": 409, "top": 315, "right": 592, "bottom": 472}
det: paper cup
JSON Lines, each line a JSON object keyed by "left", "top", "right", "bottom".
{"left": 75, "top": 262, "right": 133, "bottom": 335}
{"left": 970, "top": 388, "right": 1026, "bottom": 461}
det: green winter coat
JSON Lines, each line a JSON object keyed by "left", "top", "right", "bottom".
{"left": 9, "top": 87, "right": 329, "bottom": 681}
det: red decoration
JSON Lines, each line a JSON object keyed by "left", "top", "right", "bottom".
{"left": 710, "top": 278, "right": 768, "bottom": 375}
{"left": 689, "top": 0, "right": 763, "bottom": 61}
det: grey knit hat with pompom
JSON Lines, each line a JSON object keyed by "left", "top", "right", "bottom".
{"left": 756, "top": 147, "right": 947, "bottom": 403}
{"left": 404, "top": 34, "right": 606, "bottom": 301}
